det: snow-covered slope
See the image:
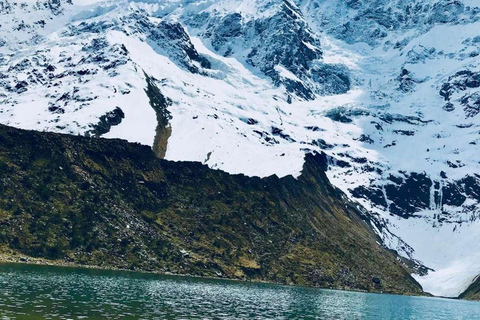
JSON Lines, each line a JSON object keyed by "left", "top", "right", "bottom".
{"left": 2, "top": 0, "right": 480, "bottom": 298}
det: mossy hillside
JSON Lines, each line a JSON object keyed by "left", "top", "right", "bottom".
{"left": 459, "top": 276, "right": 480, "bottom": 300}
{"left": 0, "top": 124, "right": 422, "bottom": 295}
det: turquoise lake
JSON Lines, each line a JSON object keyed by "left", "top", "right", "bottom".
{"left": 0, "top": 263, "right": 479, "bottom": 319}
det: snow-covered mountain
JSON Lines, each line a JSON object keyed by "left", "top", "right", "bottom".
{"left": 2, "top": 0, "right": 480, "bottom": 298}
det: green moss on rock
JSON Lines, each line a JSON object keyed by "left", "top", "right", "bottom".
{"left": 0, "top": 124, "right": 423, "bottom": 295}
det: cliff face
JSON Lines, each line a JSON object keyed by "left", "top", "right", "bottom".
{"left": 0, "top": 124, "right": 422, "bottom": 295}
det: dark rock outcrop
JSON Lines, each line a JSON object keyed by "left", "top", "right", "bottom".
{"left": 186, "top": 0, "right": 351, "bottom": 100}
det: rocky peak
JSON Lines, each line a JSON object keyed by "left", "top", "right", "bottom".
{"left": 184, "top": 0, "right": 351, "bottom": 100}
{"left": 300, "top": 0, "right": 480, "bottom": 46}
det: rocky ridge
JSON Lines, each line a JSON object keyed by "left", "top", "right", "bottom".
{"left": 0, "top": 123, "right": 423, "bottom": 295}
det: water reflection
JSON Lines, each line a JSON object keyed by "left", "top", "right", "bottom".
{"left": 0, "top": 263, "right": 479, "bottom": 319}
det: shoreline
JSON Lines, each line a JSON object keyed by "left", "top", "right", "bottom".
{"left": 0, "top": 251, "right": 445, "bottom": 301}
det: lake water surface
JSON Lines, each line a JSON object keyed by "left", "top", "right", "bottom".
{"left": 0, "top": 263, "right": 479, "bottom": 319}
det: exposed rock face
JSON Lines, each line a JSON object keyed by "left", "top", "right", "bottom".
{"left": 351, "top": 171, "right": 480, "bottom": 221}
{"left": 87, "top": 107, "right": 125, "bottom": 137}
{"left": 0, "top": 124, "right": 423, "bottom": 295}
{"left": 132, "top": 13, "right": 211, "bottom": 73}
{"left": 301, "top": 0, "right": 480, "bottom": 46}
{"left": 185, "top": 0, "right": 350, "bottom": 99}
{"left": 145, "top": 74, "right": 172, "bottom": 159}
{"left": 440, "top": 70, "right": 480, "bottom": 118}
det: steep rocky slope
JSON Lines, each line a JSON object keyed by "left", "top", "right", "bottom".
{"left": 2, "top": 0, "right": 480, "bottom": 298}
{"left": 460, "top": 276, "right": 480, "bottom": 300}
{"left": 0, "top": 124, "right": 423, "bottom": 295}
